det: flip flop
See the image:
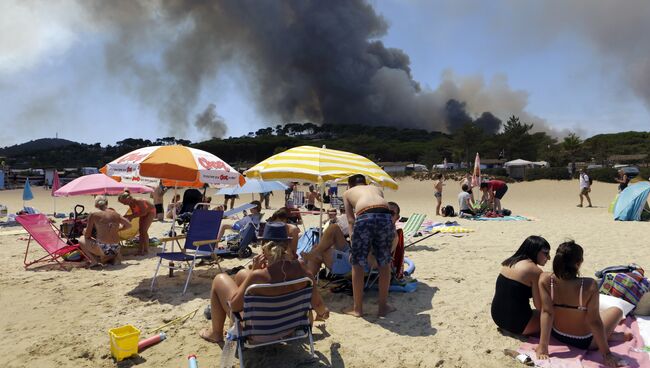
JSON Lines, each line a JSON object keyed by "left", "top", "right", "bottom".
{"left": 199, "top": 328, "right": 224, "bottom": 344}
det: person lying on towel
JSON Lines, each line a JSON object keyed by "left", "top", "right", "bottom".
{"left": 79, "top": 196, "right": 131, "bottom": 267}
{"left": 535, "top": 241, "right": 630, "bottom": 367}
{"left": 491, "top": 236, "right": 551, "bottom": 336}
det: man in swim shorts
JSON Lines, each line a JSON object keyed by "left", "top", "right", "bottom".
{"left": 151, "top": 181, "right": 167, "bottom": 221}
{"left": 79, "top": 196, "right": 132, "bottom": 267}
{"left": 343, "top": 174, "right": 395, "bottom": 317}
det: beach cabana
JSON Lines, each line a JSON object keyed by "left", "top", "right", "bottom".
{"left": 614, "top": 182, "right": 650, "bottom": 221}
{"left": 504, "top": 159, "right": 534, "bottom": 180}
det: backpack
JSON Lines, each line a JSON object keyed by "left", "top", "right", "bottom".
{"left": 442, "top": 205, "right": 455, "bottom": 217}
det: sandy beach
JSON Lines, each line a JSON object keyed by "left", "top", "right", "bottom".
{"left": 0, "top": 178, "right": 648, "bottom": 368}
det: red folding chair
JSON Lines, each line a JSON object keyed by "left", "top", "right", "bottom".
{"left": 16, "top": 214, "right": 88, "bottom": 270}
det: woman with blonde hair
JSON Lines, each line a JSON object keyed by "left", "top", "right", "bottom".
{"left": 79, "top": 196, "right": 131, "bottom": 267}
{"left": 118, "top": 190, "right": 155, "bottom": 255}
{"left": 199, "top": 222, "right": 328, "bottom": 344}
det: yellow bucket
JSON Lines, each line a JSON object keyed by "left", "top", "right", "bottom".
{"left": 109, "top": 324, "right": 141, "bottom": 361}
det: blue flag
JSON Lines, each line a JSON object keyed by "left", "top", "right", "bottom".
{"left": 23, "top": 178, "right": 34, "bottom": 201}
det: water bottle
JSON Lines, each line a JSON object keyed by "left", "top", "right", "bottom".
{"left": 187, "top": 354, "right": 198, "bottom": 368}
{"left": 220, "top": 340, "right": 236, "bottom": 368}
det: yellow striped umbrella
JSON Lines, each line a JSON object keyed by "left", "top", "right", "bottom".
{"left": 244, "top": 145, "right": 398, "bottom": 190}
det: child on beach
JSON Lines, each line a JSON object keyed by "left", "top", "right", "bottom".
{"left": 578, "top": 169, "right": 592, "bottom": 207}
{"left": 434, "top": 173, "right": 445, "bottom": 216}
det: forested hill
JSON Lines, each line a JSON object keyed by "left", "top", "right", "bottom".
{"left": 1, "top": 120, "right": 649, "bottom": 169}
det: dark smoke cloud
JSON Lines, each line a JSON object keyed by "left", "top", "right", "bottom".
{"left": 194, "top": 104, "right": 227, "bottom": 138}
{"left": 80, "top": 0, "right": 546, "bottom": 137}
{"left": 474, "top": 112, "right": 502, "bottom": 134}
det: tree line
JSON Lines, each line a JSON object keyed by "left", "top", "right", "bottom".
{"left": 2, "top": 119, "right": 649, "bottom": 170}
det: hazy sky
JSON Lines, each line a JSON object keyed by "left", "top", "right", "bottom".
{"left": 1, "top": 0, "right": 649, "bottom": 147}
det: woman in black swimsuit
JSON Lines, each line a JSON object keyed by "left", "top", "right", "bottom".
{"left": 491, "top": 236, "right": 551, "bottom": 335}
{"left": 535, "top": 241, "right": 628, "bottom": 367}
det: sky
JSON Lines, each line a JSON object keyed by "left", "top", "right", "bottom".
{"left": 1, "top": 0, "right": 649, "bottom": 147}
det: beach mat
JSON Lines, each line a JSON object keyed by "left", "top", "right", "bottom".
{"left": 420, "top": 220, "right": 474, "bottom": 234}
{"left": 517, "top": 316, "right": 649, "bottom": 367}
{"left": 467, "top": 215, "right": 531, "bottom": 221}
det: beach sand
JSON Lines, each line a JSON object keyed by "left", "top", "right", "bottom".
{"left": 0, "top": 178, "right": 647, "bottom": 368}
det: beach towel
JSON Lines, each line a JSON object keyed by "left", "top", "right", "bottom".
{"left": 517, "top": 316, "right": 649, "bottom": 368}
{"left": 467, "top": 215, "right": 530, "bottom": 221}
{"left": 420, "top": 220, "right": 474, "bottom": 234}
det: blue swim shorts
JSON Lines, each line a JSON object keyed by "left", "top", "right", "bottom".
{"left": 350, "top": 212, "right": 395, "bottom": 267}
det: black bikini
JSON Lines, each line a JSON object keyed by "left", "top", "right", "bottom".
{"left": 549, "top": 275, "right": 593, "bottom": 349}
{"left": 491, "top": 274, "right": 533, "bottom": 334}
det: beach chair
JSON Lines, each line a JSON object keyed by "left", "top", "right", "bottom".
{"left": 217, "top": 222, "right": 257, "bottom": 259}
{"left": 329, "top": 196, "right": 343, "bottom": 208}
{"left": 401, "top": 213, "right": 426, "bottom": 245}
{"left": 291, "top": 191, "right": 305, "bottom": 208}
{"left": 151, "top": 209, "right": 223, "bottom": 295}
{"left": 230, "top": 277, "right": 315, "bottom": 368}
{"left": 16, "top": 213, "right": 89, "bottom": 270}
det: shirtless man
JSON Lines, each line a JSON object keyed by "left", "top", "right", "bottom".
{"left": 151, "top": 181, "right": 167, "bottom": 221}
{"left": 79, "top": 196, "right": 131, "bottom": 267}
{"left": 343, "top": 174, "right": 396, "bottom": 317}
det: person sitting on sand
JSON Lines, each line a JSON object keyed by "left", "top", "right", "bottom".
{"left": 458, "top": 184, "right": 476, "bottom": 217}
{"left": 216, "top": 200, "right": 262, "bottom": 243}
{"left": 491, "top": 236, "right": 550, "bottom": 336}
{"left": 199, "top": 222, "right": 329, "bottom": 344}
{"left": 434, "top": 173, "right": 445, "bottom": 216}
{"left": 343, "top": 174, "right": 395, "bottom": 317}
{"left": 535, "top": 241, "right": 629, "bottom": 367}
{"left": 306, "top": 185, "right": 322, "bottom": 212}
{"left": 118, "top": 190, "right": 155, "bottom": 256}
{"left": 480, "top": 179, "right": 508, "bottom": 212}
{"left": 578, "top": 169, "right": 593, "bottom": 208}
{"left": 267, "top": 207, "right": 301, "bottom": 258}
{"left": 79, "top": 196, "right": 131, "bottom": 267}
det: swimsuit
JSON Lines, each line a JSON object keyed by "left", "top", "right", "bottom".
{"left": 550, "top": 275, "right": 593, "bottom": 349}
{"left": 350, "top": 207, "right": 394, "bottom": 267}
{"left": 131, "top": 201, "right": 155, "bottom": 217}
{"left": 489, "top": 180, "right": 508, "bottom": 199}
{"left": 434, "top": 191, "right": 442, "bottom": 198}
{"left": 491, "top": 274, "right": 533, "bottom": 334}
{"left": 96, "top": 240, "right": 120, "bottom": 256}
{"left": 154, "top": 203, "right": 164, "bottom": 214}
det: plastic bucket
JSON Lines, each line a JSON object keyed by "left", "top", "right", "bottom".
{"left": 109, "top": 324, "right": 140, "bottom": 361}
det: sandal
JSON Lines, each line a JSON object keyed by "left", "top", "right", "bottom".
{"left": 199, "top": 328, "right": 224, "bottom": 344}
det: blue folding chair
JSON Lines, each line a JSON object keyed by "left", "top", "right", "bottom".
{"left": 215, "top": 222, "right": 257, "bottom": 259}
{"left": 151, "top": 209, "right": 223, "bottom": 295}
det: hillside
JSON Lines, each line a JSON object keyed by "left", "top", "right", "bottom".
{"left": 0, "top": 138, "right": 79, "bottom": 156}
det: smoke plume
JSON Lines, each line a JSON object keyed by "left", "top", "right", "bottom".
{"left": 194, "top": 104, "right": 227, "bottom": 139}
{"left": 78, "top": 0, "right": 549, "bottom": 136}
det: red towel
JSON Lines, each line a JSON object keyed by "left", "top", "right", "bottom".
{"left": 392, "top": 228, "right": 405, "bottom": 279}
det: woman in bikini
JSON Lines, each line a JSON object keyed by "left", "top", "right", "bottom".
{"left": 118, "top": 190, "right": 155, "bottom": 255}
{"left": 199, "top": 222, "right": 329, "bottom": 344}
{"left": 535, "top": 241, "right": 629, "bottom": 367}
{"left": 491, "top": 236, "right": 551, "bottom": 335}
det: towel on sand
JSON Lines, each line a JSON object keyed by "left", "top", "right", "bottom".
{"left": 517, "top": 316, "right": 649, "bottom": 368}
{"left": 467, "top": 215, "right": 531, "bottom": 221}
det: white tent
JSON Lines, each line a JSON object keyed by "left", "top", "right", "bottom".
{"left": 504, "top": 159, "right": 534, "bottom": 167}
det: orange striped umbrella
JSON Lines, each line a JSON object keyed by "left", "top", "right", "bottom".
{"left": 104, "top": 145, "right": 244, "bottom": 187}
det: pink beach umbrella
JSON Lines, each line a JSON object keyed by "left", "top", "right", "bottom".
{"left": 471, "top": 153, "right": 481, "bottom": 187}
{"left": 53, "top": 174, "right": 154, "bottom": 197}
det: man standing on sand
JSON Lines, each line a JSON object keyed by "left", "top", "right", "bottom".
{"left": 479, "top": 179, "right": 508, "bottom": 212}
{"left": 151, "top": 181, "right": 167, "bottom": 221}
{"left": 578, "top": 168, "right": 592, "bottom": 207}
{"left": 343, "top": 174, "right": 395, "bottom": 317}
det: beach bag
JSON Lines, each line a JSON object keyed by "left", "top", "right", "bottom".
{"left": 599, "top": 266, "right": 650, "bottom": 306}
{"left": 442, "top": 205, "right": 455, "bottom": 217}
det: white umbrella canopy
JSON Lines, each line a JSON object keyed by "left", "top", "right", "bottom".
{"left": 504, "top": 159, "right": 534, "bottom": 167}
{"left": 217, "top": 179, "right": 287, "bottom": 195}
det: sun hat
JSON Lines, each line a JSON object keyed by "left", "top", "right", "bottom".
{"left": 260, "top": 222, "right": 292, "bottom": 241}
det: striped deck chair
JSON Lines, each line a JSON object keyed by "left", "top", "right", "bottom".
{"left": 291, "top": 191, "right": 305, "bottom": 208}
{"left": 403, "top": 214, "right": 441, "bottom": 249}
{"left": 230, "top": 277, "right": 315, "bottom": 368}
{"left": 16, "top": 214, "right": 89, "bottom": 270}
